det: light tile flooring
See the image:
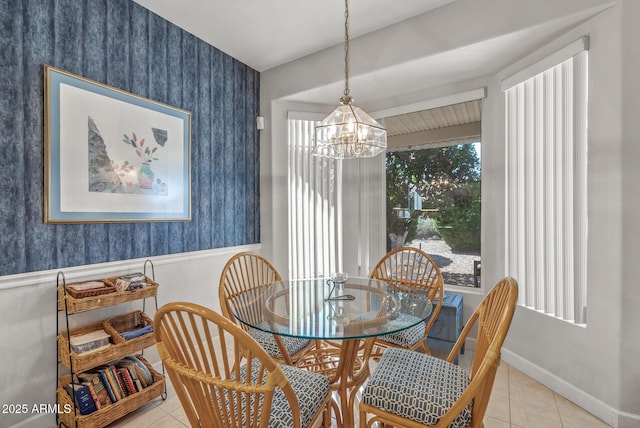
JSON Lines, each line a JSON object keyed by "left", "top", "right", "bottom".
{"left": 110, "top": 351, "right": 610, "bottom": 428}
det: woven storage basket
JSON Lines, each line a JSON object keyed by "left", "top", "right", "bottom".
{"left": 65, "top": 280, "right": 117, "bottom": 300}
{"left": 57, "top": 355, "right": 164, "bottom": 428}
{"left": 58, "top": 320, "right": 155, "bottom": 373}
{"left": 103, "top": 311, "right": 154, "bottom": 345}
{"left": 58, "top": 277, "right": 159, "bottom": 314}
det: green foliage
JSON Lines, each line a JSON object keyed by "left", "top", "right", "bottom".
{"left": 434, "top": 182, "right": 481, "bottom": 251}
{"left": 386, "top": 144, "right": 480, "bottom": 205}
{"left": 386, "top": 143, "right": 481, "bottom": 251}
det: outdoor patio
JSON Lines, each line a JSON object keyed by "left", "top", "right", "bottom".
{"left": 408, "top": 237, "right": 481, "bottom": 287}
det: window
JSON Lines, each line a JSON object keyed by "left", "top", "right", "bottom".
{"left": 385, "top": 142, "right": 482, "bottom": 288}
{"left": 503, "top": 37, "right": 588, "bottom": 324}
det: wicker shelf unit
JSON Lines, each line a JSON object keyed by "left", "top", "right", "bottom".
{"left": 56, "top": 260, "right": 166, "bottom": 428}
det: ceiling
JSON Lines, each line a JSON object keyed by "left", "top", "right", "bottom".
{"left": 382, "top": 100, "right": 481, "bottom": 150}
{"left": 131, "top": 0, "right": 455, "bottom": 72}
{"left": 131, "top": 0, "right": 612, "bottom": 140}
{"left": 130, "top": 0, "right": 479, "bottom": 140}
{"left": 385, "top": 100, "right": 481, "bottom": 137}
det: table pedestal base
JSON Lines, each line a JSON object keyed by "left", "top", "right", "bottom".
{"left": 296, "top": 338, "right": 374, "bottom": 428}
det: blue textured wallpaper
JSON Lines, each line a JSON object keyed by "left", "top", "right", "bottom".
{"left": 0, "top": 0, "right": 260, "bottom": 276}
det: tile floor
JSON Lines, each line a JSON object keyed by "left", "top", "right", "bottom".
{"left": 110, "top": 351, "right": 610, "bottom": 428}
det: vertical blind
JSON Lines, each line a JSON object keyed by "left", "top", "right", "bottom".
{"left": 288, "top": 118, "right": 342, "bottom": 279}
{"left": 345, "top": 156, "right": 386, "bottom": 277}
{"left": 503, "top": 39, "right": 588, "bottom": 324}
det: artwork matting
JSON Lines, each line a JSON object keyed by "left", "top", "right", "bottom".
{"left": 44, "top": 65, "right": 191, "bottom": 223}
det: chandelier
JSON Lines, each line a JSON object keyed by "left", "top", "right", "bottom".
{"left": 313, "top": 0, "right": 387, "bottom": 159}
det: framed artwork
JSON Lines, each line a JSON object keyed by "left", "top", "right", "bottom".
{"left": 44, "top": 65, "right": 191, "bottom": 223}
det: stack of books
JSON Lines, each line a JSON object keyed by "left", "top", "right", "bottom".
{"left": 70, "top": 355, "right": 155, "bottom": 413}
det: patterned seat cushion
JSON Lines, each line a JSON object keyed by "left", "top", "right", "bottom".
{"left": 362, "top": 348, "right": 472, "bottom": 427}
{"left": 230, "top": 360, "right": 330, "bottom": 427}
{"left": 377, "top": 321, "right": 425, "bottom": 348}
{"left": 351, "top": 311, "right": 426, "bottom": 348}
{"left": 274, "top": 364, "right": 330, "bottom": 427}
{"left": 248, "top": 323, "right": 310, "bottom": 360}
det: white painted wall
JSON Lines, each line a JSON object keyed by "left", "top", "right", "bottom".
{"left": 492, "top": 6, "right": 628, "bottom": 425}
{"left": 260, "top": 0, "right": 639, "bottom": 425}
{"left": 619, "top": 1, "right": 640, "bottom": 425}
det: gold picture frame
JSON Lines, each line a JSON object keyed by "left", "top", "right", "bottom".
{"left": 44, "top": 65, "right": 191, "bottom": 223}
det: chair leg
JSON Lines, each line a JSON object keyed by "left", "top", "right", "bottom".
{"left": 421, "top": 340, "right": 432, "bottom": 355}
{"left": 323, "top": 401, "right": 332, "bottom": 427}
{"left": 359, "top": 408, "right": 369, "bottom": 428}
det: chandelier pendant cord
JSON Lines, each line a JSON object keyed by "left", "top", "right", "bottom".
{"left": 342, "top": 0, "right": 351, "bottom": 103}
{"left": 311, "top": 0, "right": 386, "bottom": 159}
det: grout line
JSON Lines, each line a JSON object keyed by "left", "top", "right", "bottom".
{"left": 553, "top": 392, "right": 566, "bottom": 428}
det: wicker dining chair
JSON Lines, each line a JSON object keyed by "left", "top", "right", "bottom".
{"left": 359, "top": 277, "right": 519, "bottom": 428}
{"left": 369, "top": 246, "right": 445, "bottom": 355}
{"left": 154, "top": 302, "right": 332, "bottom": 428}
{"left": 219, "top": 252, "right": 314, "bottom": 365}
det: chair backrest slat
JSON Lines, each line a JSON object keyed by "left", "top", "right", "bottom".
{"left": 370, "top": 247, "right": 443, "bottom": 299}
{"left": 219, "top": 252, "right": 283, "bottom": 332}
{"left": 370, "top": 247, "right": 445, "bottom": 344}
{"left": 155, "top": 302, "right": 301, "bottom": 428}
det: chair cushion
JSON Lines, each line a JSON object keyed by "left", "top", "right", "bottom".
{"left": 273, "top": 364, "right": 330, "bottom": 427}
{"left": 362, "top": 348, "right": 472, "bottom": 427}
{"left": 377, "top": 321, "right": 425, "bottom": 348}
{"left": 233, "top": 361, "right": 330, "bottom": 427}
{"left": 248, "top": 324, "right": 310, "bottom": 360}
{"left": 351, "top": 311, "right": 426, "bottom": 348}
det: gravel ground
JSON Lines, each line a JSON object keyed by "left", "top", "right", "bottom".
{"left": 407, "top": 237, "right": 481, "bottom": 287}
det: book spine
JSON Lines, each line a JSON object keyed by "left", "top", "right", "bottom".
{"left": 116, "top": 369, "right": 131, "bottom": 397}
{"left": 121, "top": 368, "right": 139, "bottom": 394}
{"left": 102, "top": 368, "right": 122, "bottom": 401}
{"left": 82, "top": 382, "right": 101, "bottom": 410}
{"left": 89, "top": 375, "right": 113, "bottom": 407}
{"left": 97, "top": 370, "right": 117, "bottom": 403}
{"left": 124, "top": 364, "right": 144, "bottom": 391}
{"left": 109, "top": 365, "right": 126, "bottom": 399}
{"left": 67, "top": 384, "right": 97, "bottom": 416}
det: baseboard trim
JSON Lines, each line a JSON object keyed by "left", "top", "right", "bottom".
{"left": 0, "top": 244, "right": 261, "bottom": 292}
{"left": 502, "top": 348, "right": 624, "bottom": 427}
{"left": 618, "top": 411, "right": 640, "bottom": 428}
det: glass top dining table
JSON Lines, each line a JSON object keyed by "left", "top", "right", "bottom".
{"left": 229, "top": 276, "right": 433, "bottom": 428}
{"left": 230, "top": 276, "right": 433, "bottom": 340}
